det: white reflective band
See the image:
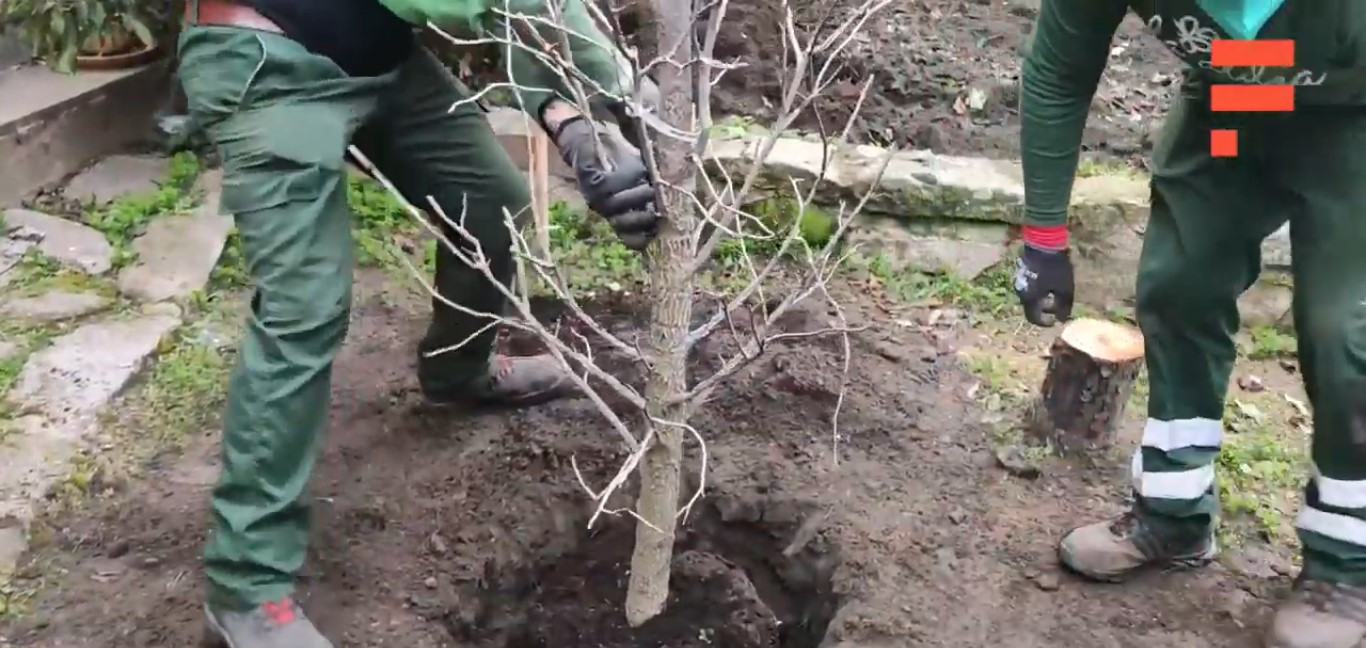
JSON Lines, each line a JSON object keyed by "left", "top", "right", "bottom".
{"left": 1312, "top": 465, "right": 1366, "bottom": 509}
{"left": 1130, "top": 449, "right": 1216, "bottom": 500}
{"left": 1298, "top": 506, "right": 1366, "bottom": 546}
{"left": 1140, "top": 418, "right": 1223, "bottom": 452}
{"left": 1131, "top": 448, "right": 1142, "bottom": 494}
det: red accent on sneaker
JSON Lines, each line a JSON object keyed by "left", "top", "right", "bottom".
{"left": 1021, "top": 224, "right": 1068, "bottom": 250}
{"left": 261, "top": 599, "right": 297, "bottom": 625}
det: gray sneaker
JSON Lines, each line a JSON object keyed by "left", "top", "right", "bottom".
{"left": 423, "top": 354, "right": 580, "bottom": 407}
{"left": 1058, "top": 511, "right": 1217, "bottom": 583}
{"left": 203, "top": 598, "right": 332, "bottom": 648}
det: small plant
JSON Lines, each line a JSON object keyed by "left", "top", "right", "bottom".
{"left": 1, "top": 0, "right": 158, "bottom": 73}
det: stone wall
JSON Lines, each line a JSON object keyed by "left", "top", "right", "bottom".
{"left": 703, "top": 133, "right": 1294, "bottom": 326}
{"left": 481, "top": 109, "right": 1296, "bottom": 327}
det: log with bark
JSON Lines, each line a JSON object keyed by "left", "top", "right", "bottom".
{"left": 1025, "top": 317, "right": 1145, "bottom": 454}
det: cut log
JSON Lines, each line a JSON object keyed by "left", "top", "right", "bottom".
{"left": 1026, "top": 318, "right": 1145, "bottom": 453}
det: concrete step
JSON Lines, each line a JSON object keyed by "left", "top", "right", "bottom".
{"left": 0, "top": 61, "right": 171, "bottom": 206}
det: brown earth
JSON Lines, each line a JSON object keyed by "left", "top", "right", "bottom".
{"left": 1, "top": 268, "right": 1289, "bottom": 648}
{"left": 447, "top": 0, "right": 1178, "bottom": 163}
{"left": 702, "top": 0, "right": 1176, "bottom": 162}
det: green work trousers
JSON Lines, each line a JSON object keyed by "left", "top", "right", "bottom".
{"left": 1131, "top": 90, "right": 1366, "bottom": 584}
{"left": 177, "top": 24, "right": 531, "bottom": 609}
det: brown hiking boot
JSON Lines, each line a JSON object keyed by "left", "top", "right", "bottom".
{"left": 423, "top": 354, "right": 580, "bottom": 407}
{"left": 1058, "top": 511, "right": 1216, "bottom": 582}
{"left": 1265, "top": 577, "right": 1366, "bottom": 648}
{"left": 203, "top": 598, "right": 332, "bottom": 647}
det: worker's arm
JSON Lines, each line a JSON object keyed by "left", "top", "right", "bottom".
{"left": 1019, "top": 0, "right": 1128, "bottom": 242}
{"left": 1013, "top": 0, "right": 1127, "bottom": 327}
{"left": 378, "top": 0, "right": 631, "bottom": 118}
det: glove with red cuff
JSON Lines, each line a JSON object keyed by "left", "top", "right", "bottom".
{"left": 1014, "top": 224, "right": 1074, "bottom": 327}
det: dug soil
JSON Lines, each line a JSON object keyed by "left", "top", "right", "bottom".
{"left": 655, "top": 0, "right": 1176, "bottom": 163}
{"left": 4, "top": 270, "right": 1285, "bottom": 647}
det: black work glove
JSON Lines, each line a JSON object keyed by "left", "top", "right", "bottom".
{"left": 599, "top": 76, "right": 661, "bottom": 154}
{"left": 1014, "top": 243, "right": 1075, "bottom": 327}
{"left": 550, "top": 115, "right": 659, "bottom": 250}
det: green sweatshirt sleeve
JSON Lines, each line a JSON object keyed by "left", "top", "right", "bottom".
{"left": 1019, "top": 0, "right": 1128, "bottom": 227}
{"left": 378, "top": 0, "right": 630, "bottom": 115}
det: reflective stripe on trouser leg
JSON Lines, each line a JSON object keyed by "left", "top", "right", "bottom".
{"left": 1298, "top": 462, "right": 1366, "bottom": 586}
{"left": 1131, "top": 95, "right": 1271, "bottom": 530}
{"left": 1131, "top": 417, "right": 1222, "bottom": 508}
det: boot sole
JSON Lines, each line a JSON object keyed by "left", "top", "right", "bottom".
{"left": 1058, "top": 540, "right": 1219, "bottom": 584}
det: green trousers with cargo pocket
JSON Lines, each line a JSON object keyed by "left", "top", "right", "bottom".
{"left": 177, "top": 25, "right": 531, "bottom": 609}
{"left": 1132, "top": 89, "right": 1366, "bottom": 584}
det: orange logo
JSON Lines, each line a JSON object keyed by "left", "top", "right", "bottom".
{"left": 1208, "top": 39, "right": 1296, "bottom": 157}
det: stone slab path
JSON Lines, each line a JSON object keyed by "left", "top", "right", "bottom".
{"left": 0, "top": 157, "right": 230, "bottom": 579}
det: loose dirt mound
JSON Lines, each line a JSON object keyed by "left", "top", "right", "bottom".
{"left": 3, "top": 273, "right": 1280, "bottom": 647}
{"left": 705, "top": 0, "right": 1178, "bottom": 161}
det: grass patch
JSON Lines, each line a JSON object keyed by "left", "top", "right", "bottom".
{"left": 1, "top": 249, "right": 117, "bottom": 301}
{"left": 85, "top": 152, "right": 201, "bottom": 269}
{"left": 1244, "top": 325, "right": 1297, "bottom": 360}
{"left": 961, "top": 350, "right": 1055, "bottom": 464}
{"left": 961, "top": 352, "right": 1034, "bottom": 411}
{"left": 349, "top": 172, "right": 419, "bottom": 269}
{"left": 130, "top": 339, "right": 234, "bottom": 451}
{"left": 110, "top": 292, "right": 242, "bottom": 457}
{"left": 543, "top": 200, "right": 647, "bottom": 295}
{"left": 857, "top": 251, "right": 1016, "bottom": 316}
{"left": 1076, "top": 156, "right": 1144, "bottom": 180}
{"left": 1217, "top": 396, "right": 1309, "bottom": 546}
{"left": 0, "top": 576, "right": 40, "bottom": 619}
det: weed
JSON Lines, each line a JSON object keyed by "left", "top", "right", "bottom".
{"left": 542, "top": 201, "right": 646, "bottom": 295}
{"left": 1245, "top": 325, "right": 1297, "bottom": 360}
{"left": 1217, "top": 396, "right": 1309, "bottom": 546}
{"left": 1076, "top": 156, "right": 1143, "bottom": 180}
{"left": 133, "top": 339, "right": 234, "bottom": 450}
{"left": 349, "top": 173, "right": 418, "bottom": 269}
{"left": 859, "top": 251, "right": 1016, "bottom": 316}
{"left": 0, "top": 578, "right": 38, "bottom": 619}
{"left": 86, "top": 152, "right": 202, "bottom": 269}
{"left": 2, "top": 249, "right": 115, "bottom": 301}
{"left": 210, "top": 228, "right": 250, "bottom": 290}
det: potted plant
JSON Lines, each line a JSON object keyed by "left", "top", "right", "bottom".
{"left": 0, "top": 0, "right": 161, "bottom": 73}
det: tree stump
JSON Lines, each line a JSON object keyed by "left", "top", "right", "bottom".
{"left": 1026, "top": 318, "right": 1145, "bottom": 454}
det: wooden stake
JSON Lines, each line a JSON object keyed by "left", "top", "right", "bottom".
{"left": 1026, "top": 318, "right": 1145, "bottom": 453}
{"left": 528, "top": 128, "right": 552, "bottom": 261}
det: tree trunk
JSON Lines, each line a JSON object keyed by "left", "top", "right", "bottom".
{"left": 1026, "top": 317, "right": 1145, "bottom": 454}
{"left": 623, "top": 0, "right": 697, "bottom": 628}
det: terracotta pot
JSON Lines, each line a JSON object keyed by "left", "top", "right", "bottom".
{"left": 76, "top": 37, "right": 161, "bottom": 71}
{"left": 80, "top": 28, "right": 136, "bottom": 56}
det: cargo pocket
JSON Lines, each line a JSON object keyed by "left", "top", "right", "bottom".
{"left": 211, "top": 101, "right": 351, "bottom": 216}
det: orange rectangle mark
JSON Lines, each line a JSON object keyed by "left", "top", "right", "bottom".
{"left": 1210, "top": 85, "right": 1294, "bottom": 112}
{"left": 1210, "top": 129, "right": 1238, "bottom": 157}
{"left": 1210, "top": 39, "right": 1295, "bottom": 68}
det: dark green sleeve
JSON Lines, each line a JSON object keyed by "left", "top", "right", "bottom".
{"left": 1020, "top": 0, "right": 1129, "bottom": 227}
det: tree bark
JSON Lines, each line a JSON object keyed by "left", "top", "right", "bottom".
{"left": 1026, "top": 317, "right": 1145, "bottom": 454}
{"left": 623, "top": 0, "right": 697, "bottom": 628}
